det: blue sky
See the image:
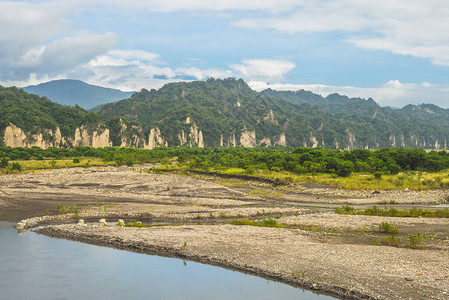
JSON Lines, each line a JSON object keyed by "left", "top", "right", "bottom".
{"left": 1, "top": 0, "right": 449, "bottom": 108}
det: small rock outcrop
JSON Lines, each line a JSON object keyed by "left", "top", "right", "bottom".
{"left": 147, "top": 127, "right": 167, "bottom": 149}
{"left": 240, "top": 129, "right": 256, "bottom": 147}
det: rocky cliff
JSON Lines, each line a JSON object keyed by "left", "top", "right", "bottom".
{"left": 3, "top": 123, "right": 111, "bottom": 148}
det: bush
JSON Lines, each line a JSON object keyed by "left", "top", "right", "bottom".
{"left": 0, "top": 158, "right": 9, "bottom": 168}
{"left": 10, "top": 162, "right": 22, "bottom": 172}
{"left": 379, "top": 234, "right": 401, "bottom": 247}
{"left": 407, "top": 233, "right": 426, "bottom": 249}
{"left": 72, "top": 158, "right": 80, "bottom": 163}
{"left": 379, "top": 221, "right": 399, "bottom": 234}
{"left": 373, "top": 171, "right": 382, "bottom": 180}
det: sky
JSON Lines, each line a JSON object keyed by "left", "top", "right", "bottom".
{"left": 1, "top": 0, "right": 449, "bottom": 108}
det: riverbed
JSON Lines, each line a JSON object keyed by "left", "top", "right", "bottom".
{"left": 0, "top": 226, "right": 333, "bottom": 299}
{"left": 2, "top": 166, "right": 449, "bottom": 299}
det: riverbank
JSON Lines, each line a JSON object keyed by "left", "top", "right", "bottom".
{"left": 35, "top": 222, "right": 448, "bottom": 299}
{"left": 3, "top": 166, "right": 449, "bottom": 299}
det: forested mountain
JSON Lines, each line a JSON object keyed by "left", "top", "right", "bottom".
{"left": 99, "top": 78, "right": 449, "bottom": 149}
{"left": 0, "top": 86, "right": 109, "bottom": 148}
{"left": 3, "top": 78, "right": 449, "bottom": 150}
{"left": 23, "top": 79, "right": 134, "bottom": 109}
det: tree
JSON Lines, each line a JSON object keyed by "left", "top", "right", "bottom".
{"left": 0, "top": 157, "right": 9, "bottom": 168}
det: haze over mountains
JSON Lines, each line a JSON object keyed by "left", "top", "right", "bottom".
{"left": 2, "top": 78, "right": 449, "bottom": 150}
{"left": 23, "top": 80, "right": 134, "bottom": 109}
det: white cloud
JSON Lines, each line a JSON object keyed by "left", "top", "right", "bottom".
{"left": 18, "top": 32, "right": 118, "bottom": 70}
{"left": 249, "top": 80, "right": 449, "bottom": 108}
{"left": 174, "top": 67, "right": 233, "bottom": 80}
{"left": 234, "top": 0, "right": 449, "bottom": 66}
{"left": 95, "top": 0, "right": 299, "bottom": 13}
{"left": 0, "top": 1, "right": 118, "bottom": 81}
{"left": 80, "top": 50, "right": 176, "bottom": 91}
{"left": 230, "top": 59, "right": 295, "bottom": 81}
{"left": 82, "top": 56, "right": 295, "bottom": 91}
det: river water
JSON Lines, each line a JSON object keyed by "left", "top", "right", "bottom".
{"left": 0, "top": 226, "right": 335, "bottom": 299}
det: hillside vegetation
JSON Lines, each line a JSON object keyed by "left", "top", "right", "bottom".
{"left": 0, "top": 86, "right": 103, "bottom": 139}
{"left": 3, "top": 78, "right": 449, "bottom": 149}
{"left": 99, "top": 78, "right": 449, "bottom": 149}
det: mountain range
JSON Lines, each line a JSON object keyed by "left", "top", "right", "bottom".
{"left": 23, "top": 79, "right": 134, "bottom": 109}
{"left": 2, "top": 78, "right": 449, "bottom": 150}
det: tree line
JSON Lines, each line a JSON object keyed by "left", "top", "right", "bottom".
{"left": 1, "top": 146, "right": 449, "bottom": 176}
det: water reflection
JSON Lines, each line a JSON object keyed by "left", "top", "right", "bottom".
{"left": 0, "top": 227, "right": 335, "bottom": 299}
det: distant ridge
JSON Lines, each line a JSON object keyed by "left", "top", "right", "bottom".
{"left": 23, "top": 79, "right": 134, "bottom": 109}
{"left": 3, "top": 78, "right": 449, "bottom": 150}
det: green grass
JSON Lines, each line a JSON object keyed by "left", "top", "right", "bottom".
{"left": 4, "top": 158, "right": 116, "bottom": 172}
{"left": 407, "top": 233, "right": 427, "bottom": 249}
{"left": 379, "top": 221, "right": 399, "bottom": 234}
{"left": 229, "top": 218, "right": 285, "bottom": 228}
{"left": 335, "top": 205, "right": 449, "bottom": 218}
{"left": 151, "top": 165, "right": 449, "bottom": 191}
{"left": 125, "top": 220, "right": 146, "bottom": 227}
{"left": 373, "top": 234, "right": 401, "bottom": 247}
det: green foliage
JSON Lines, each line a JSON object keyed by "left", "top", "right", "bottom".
{"left": 0, "top": 157, "right": 8, "bottom": 168}
{"left": 379, "top": 222, "right": 399, "bottom": 234}
{"left": 57, "top": 204, "right": 75, "bottom": 214}
{"left": 49, "top": 160, "right": 57, "bottom": 168}
{"left": 125, "top": 220, "right": 146, "bottom": 227}
{"left": 10, "top": 162, "right": 22, "bottom": 172}
{"left": 407, "top": 233, "right": 426, "bottom": 249}
{"left": 335, "top": 205, "right": 449, "bottom": 218}
{"left": 230, "top": 218, "right": 285, "bottom": 228}
{"left": 373, "top": 171, "right": 383, "bottom": 179}
{"left": 0, "top": 86, "right": 104, "bottom": 140}
{"left": 374, "top": 234, "right": 401, "bottom": 247}
{"left": 72, "top": 158, "right": 80, "bottom": 163}
{"left": 4, "top": 146, "right": 449, "bottom": 182}
{"left": 4, "top": 79, "right": 449, "bottom": 152}
{"left": 334, "top": 205, "right": 355, "bottom": 214}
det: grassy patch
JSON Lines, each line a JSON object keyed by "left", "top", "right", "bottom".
{"left": 6, "top": 158, "right": 115, "bottom": 172}
{"left": 335, "top": 205, "right": 449, "bottom": 218}
{"left": 407, "top": 233, "right": 427, "bottom": 249}
{"left": 373, "top": 234, "right": 401, "bottom": 247}
{"left": 151, "top": 166, "right": 449, "bottom": 191}
{"left": 379, "top": 221, "right": 399, "bottom": 234}
{"left": 125, "top": 220, "right": 146, "bottom": 227}
{"left": 229, "top": 218, "right": 285, "bottom": 228}
{"left": 248, "top": 189, "right": 283, "bottom": 198}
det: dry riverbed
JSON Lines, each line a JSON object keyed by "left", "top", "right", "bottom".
{"left": 2, "top": 166, "right": 449, "bottom": 299}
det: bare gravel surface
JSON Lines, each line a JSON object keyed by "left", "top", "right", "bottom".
{"left": 36, "top": 223, "right": 449, "bottom": 300}
{"left": 3, "top": 166, "right": 449, "bottom": 299}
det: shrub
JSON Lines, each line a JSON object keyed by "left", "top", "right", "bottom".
{"left": 10, "top": 162, "right": 22, "bottom": 172}
{"left": 379, "top": 221, "right": 399, "bottom": 234}
{"left": 125, "top": 220, "right": 146, "bottom": 227}
{"left": 72, "top": 158, "right": 80, "bottom": 164}
{"left": 380, "top": 234, "right": 401, "bottom": 247}
{"left": 0, "top": 158, "right": 9, "bottom": 168}
{"left": 373, "top": 171, "right": 382, "bottom": 180}
{"left": 407, "top": 233, "right": 426, "bottom": 249}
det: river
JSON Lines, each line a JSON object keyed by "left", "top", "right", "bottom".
{"left": 0, "top": 225, "right": 335, "bottom": 299}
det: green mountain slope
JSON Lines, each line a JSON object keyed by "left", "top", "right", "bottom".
{"left": 23, "top": 79, "right": 134, "bottom": 109}
{"left": 3, "top": 78, "right": 449, "bottom": 150}
{"left": 99, "top": 78, "right": 449, "bottom": 149}
{"left": 0, "top": 86, "right": 106, "bottom": 147}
